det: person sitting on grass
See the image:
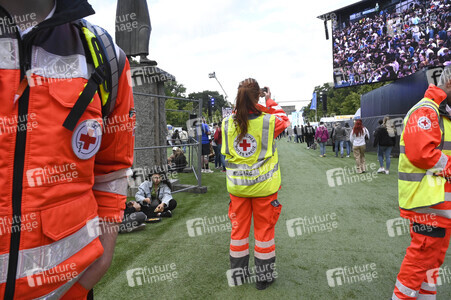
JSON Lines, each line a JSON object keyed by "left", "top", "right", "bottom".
{"left": 135, "top": 172, "right": 177, "bottom": 218}
{"left": 119, "top": 201, "right": 147, "bottom": 233}
{"left": 168, "top": 147, "right": 187, "bottom": 172}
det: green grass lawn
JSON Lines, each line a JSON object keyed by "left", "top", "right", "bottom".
{"left": 95, "top": 139, "right": 451, "bottom": 299}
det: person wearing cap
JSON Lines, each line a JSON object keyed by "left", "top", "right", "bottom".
{"left": 392, "top": 65, "right": 451, "bottom": 299}
{"left": 168, "top": 147, "right": 187, "bottom": 172}
{"left": 135, "top": 172, "right": 177, "bottom": 218}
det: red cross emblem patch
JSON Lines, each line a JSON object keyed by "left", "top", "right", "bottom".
{"left": 234, "top": 133, "right": 258, "bottom": 157}
{"left": 417, "top": 116, "right": 432, "bottom": 130}
{"left": 72, "top": 119, "right": 102, "bottom": 160}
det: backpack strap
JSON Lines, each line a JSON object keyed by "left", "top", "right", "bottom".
{"left": 63, "top": 19, "right": 126, "bottom": 131}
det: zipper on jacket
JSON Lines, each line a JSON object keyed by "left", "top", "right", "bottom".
{"left": 4, "top": 16, "right": 36, "bottom": 300}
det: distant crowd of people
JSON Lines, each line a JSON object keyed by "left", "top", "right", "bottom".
{"left": 334, "top": 0, "right": 450, "bottom": 85}
{"left": 287, "top": 117, "right": 397, "bottom": 174}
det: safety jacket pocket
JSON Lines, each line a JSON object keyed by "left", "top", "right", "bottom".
{"left": 41, "top": 193, "right": 97, "bottom": 241}
{"left": 270, "top": 201, "right": 282, "bottom": 226}
{"left": 48, "top": 79, "right": 102, "bottom": 116}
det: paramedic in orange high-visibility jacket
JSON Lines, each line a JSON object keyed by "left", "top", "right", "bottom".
{"left": 0, "top": 0, "right": 135, "bottom": 299}
{"left": 392, "top": 65, "right": 451, "bottom": 300}
{"left": 221, "top": 78, "right": 289, "bottom": 290}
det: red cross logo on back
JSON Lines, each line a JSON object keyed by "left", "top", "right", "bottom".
{"left": 239, "top": 139, "right": 251, "bottom": 151}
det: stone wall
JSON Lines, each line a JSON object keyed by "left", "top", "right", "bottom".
{"left": 129, "top": 63, "right": 175, "bottom": 177}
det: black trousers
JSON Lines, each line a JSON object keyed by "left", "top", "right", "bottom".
{"left": 141, "top": 199, "right": 177, "bottom": 218}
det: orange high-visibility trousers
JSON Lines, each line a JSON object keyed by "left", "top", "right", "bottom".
{"left": 228, "top": 192, "right": 282, "bottom": 283}
{"left": 393, "top": 224, "right": 451, "bottom": 299}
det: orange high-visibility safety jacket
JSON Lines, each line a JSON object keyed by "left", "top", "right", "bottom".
{"left": 400, "top": 85, "right": 451, "bottom": 228}
{"left": 0, "top": 0, "right": 135, "bottom": 298}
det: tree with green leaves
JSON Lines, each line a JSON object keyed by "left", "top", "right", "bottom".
{"left": 302, "top": 82, "right": 390, "bottom": 121}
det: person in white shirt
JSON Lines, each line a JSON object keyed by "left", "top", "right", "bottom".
{"left": 350, "top": 119, "right": 370, "bottom": 173}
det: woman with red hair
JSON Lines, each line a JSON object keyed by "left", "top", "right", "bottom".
{"left": 350, "top": 119, "right": 370, "bottom": 173}
{"left": 221, "top": 78, "right": 289, "bottom": 290}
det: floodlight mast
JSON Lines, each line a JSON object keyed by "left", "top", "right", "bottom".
{"left": 208, "top": 72, "right": 229, "bottom": 101}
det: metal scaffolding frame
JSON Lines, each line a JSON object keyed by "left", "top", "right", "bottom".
{"left": 132, "top": 92, "right": 204, "bottom": 193}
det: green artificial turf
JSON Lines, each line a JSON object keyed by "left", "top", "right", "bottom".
{"left": 95, "top": 139, "right": 451, "bottom": 299}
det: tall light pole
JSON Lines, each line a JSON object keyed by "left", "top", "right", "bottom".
{"left": 208, "top": 72, "right": 228, "bottom": 101}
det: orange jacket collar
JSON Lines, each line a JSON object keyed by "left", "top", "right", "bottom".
{"left": 425, "top": 84, "right": 448, "bottom": 105}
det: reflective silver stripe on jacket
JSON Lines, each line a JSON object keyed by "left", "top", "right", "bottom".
{"left": 414, "top": 208, "right": 451, "bottom": 218}
{"left": 93, "top": 168, "right": 133, "bottom": 196}
{"left": 227, "top": 168, "right": 260, "bottom": 177}
{"left": 230, "top": 249, "right": 249, "bottom": 258}
{"left": 224, "top": 116, "right": 231, "bottom": 155}
{"left": 445, "top": 192, "right": 451, "bottom": 201}
{"left": 420, "top": 281, "right": 436, "bottom": 292}
{"left": 230, "top": 238, "right": 249, "bottom": 246}
{"left": 395, "top": 279, "right": 419, "bottom": 298}
{"left": 441, "top": 141, "right": 451, "bottom": 151}
{"left": 226, "top": 156, "right": 271, "bottom": 170}
{"left": 31, "top": 46, "right": 89, "bottom": 79}
{"left": 254, "top": 250, "right": 275, "bottom": 260}
{"left": 255, "top": 239, "right": 274, "bottom": 248}
{"left": 398, "top": 172, "right": 426, "bottom": 182}
{"left": 428, "top": 152, "right": 448, "bottom": 173}
{"left": 227, "top": 163, "right": 279, "bottom": 186}
{"left": 0, "top": 38, "right": 19, "bottom": 69}
{"left": 35, "top": 270, "right": 85, "bottom": 300}
{"left": 257, "top": 114, "right": 272, "bottom": 161}
{"left": 0, "top": 217, "right": 99, "bottom": 284}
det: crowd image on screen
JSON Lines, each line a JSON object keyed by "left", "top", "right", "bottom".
{"left": 333, "top": 0, "right": 451, "bottom": 86}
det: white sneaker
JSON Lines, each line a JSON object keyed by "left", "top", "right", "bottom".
{"left": 385, "top": 170, "right": 389, "bottom": 175}
{"left": 201, "top": 169, "right": 205, "bottom": 173}
{"left": 377, "top": 167, "right": 385, "bottom": 173}
{"left": 346, "top": 155, "right": 350, "bottom": 158}
{"left": 205, "top": 169, "right": 213, "bottom": 173}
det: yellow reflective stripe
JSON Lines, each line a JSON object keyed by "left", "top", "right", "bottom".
{"left": 81, "top": 27, "right": 109, "bottom": 106}
{"left": 0, "top": 217, "right": 99, "bottom": 284}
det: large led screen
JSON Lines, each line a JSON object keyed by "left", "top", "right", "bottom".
{"left": 332, "top": 0, "right": 450, "bottom": 88}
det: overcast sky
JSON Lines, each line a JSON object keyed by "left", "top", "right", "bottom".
{"left": 87, "top": 0, "right": 358, "bottom": 109}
